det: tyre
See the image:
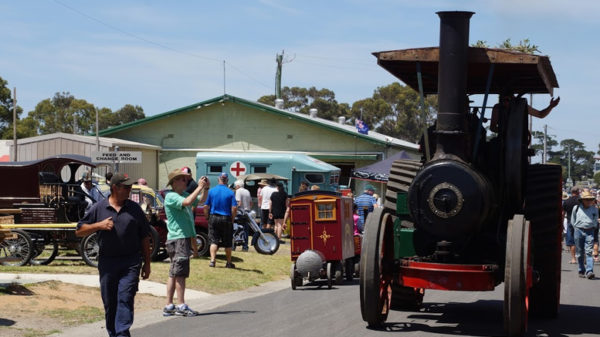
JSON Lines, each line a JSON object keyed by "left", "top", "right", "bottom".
{"left": 195, "top": 230, "right": 210, "bottom": 257}
{"left": 30, "top": 233, "right": 59, "bottom": 265}
{"left": 326, "top": 262, "right": 333, "bottom": 289}
{"left": 254, "top": 232, "right": 280, "bottom": 255}
{"left": 360, "top": 208, "right": 394, "bottom": 328}
{"left": 80, "top": 232, "right": 99, "bottom": 267}
{"left": 0, "top": 229, "right": 34, "bottom": 266}
{"left": 504, "top": 214, "right": 530, "bottom": 337}
{"left": 334, "top": 261, "right": 343, "bottom": 285}
{"left": 148, "top": 225, "right": 159, "bottom": 260}
{"left": 524, "top": 164, "right": 562, "bottom": 318}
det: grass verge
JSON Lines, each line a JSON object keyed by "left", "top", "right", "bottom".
{"left": 1, "top": 244, "right": 291, "bottom": 294}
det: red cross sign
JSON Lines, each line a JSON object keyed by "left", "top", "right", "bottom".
{"left": 230, "top": 161, "right": 247, "bottom": 177}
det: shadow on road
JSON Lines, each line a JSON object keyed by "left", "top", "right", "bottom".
{"left": 194, "top": 310, "right": 255, "bottom": 317}
{"left": 375, "top": 300, "right": 600, "bottom": 337}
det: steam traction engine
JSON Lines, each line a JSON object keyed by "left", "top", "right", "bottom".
{"left": 359, "top": 12, "right": 562, "bottom": 336}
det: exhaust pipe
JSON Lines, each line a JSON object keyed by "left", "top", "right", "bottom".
{"left": 434, "top": 11, "right": 474, "bottom": 161}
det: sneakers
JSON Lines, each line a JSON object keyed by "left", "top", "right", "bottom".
{"left": 225, "top": 262, "right": 236, "bottom": 269}
{"left": 175, "top": 304, "right": 199, "bottom": 317}
{"left": 579, "top": 273, "right": 585, "bottom": 278}
{"left": 586, "top": 272, "right": 595, "bottom": 279}
{"left": 163, "top": 304, "right": 176, "bottom": 317}
{"left": 209, "top": 260, "right": 215, "bottom": 267}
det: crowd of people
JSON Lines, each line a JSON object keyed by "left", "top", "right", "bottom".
{"left": 563, "top": 186, "right": 599, "bottom": 280}
{"left": 73, "top": 165, "right": 385, "bottom": 334}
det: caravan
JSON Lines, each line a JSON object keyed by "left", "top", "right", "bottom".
{"left": 195, "top": 152, "right": 340, "bottom": 194}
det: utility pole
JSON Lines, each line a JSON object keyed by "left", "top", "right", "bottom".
{"left": 542, "top": 124, "right": 547, "bottom": 164}
{"left": 12, "top": 87, "right": 17, "bottom": 161}
{"left": 223, "top": 60, "right": 226, "bottom": 95}
{"left": 96, "top": 108, "right": 100, "bottom": 151}
{"left": 275, "top": 50, "right": 295, "bottom": 99}
{"left": 568, "top": 145, "right": 571, "bottom": 181}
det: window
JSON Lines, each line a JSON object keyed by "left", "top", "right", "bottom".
{"left": 329, "top": 171, "right": 340, "bottom": 185}
{"left": 305, "top": 173, "right": 324, "bottom": 184}
{"left": 315, "top": 200, "right": 336, "bottom": 221}
{"left": 207, "top": 163, "right": 225, "bottom": 174}
{"left": 253, "top": 166, "right": 267, "bottom": 173}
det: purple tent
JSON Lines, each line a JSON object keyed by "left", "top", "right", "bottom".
{"left": 351, "top": 151, "right": 413, "bottom": 183}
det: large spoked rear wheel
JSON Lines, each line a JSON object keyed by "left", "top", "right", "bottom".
{"left": 360, "top": 208, "right": 394, "bottom": 328}
{"left": 504, "top": 214, "right": 531, "bottom": 337}
{"left": 525, "top": 164, "right": 562, "bottom": 318}
{"left": 0, "top": 229, "right": 34, "bottom": 266}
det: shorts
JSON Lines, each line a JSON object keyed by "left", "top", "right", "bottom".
{"left": 166, "top": 238, "right": 190, "bottom": 278}
{"left": 261, "top": 209, "right": 274, "bottom": 226}
{"left": 208, "top": 214, "right": 233, "bottom": 247}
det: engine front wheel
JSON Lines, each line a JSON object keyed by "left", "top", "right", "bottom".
{"left": 360, "top": 208, "right": 394, "bottom": 328}
{"left": 504, "top": 214, "right": 531, "bottom": 337}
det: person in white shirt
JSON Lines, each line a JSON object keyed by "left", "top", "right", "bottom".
{"left": 259, "top": 179, "right": 278, "bottom": 229}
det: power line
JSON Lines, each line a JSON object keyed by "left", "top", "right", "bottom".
{"left": 53, "top": 0, "right": 270, "bottom": 90}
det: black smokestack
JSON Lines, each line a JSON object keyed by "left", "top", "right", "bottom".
{"left": 435, "top": 11, "right": 474, "bottom": 160}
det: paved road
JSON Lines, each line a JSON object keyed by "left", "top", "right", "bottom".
{"left": 134, "top": 252, "right": 599, "bottom": 337}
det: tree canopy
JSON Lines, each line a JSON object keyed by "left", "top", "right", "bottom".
{"left": 0, "top": 76, "right": 24, "bottom": 138}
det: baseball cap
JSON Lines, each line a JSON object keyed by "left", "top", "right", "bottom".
{"left": 219, "top": 172, "right": 229, "bottom": 180}
{"left": 365, "top": 184, "right": 375, "bottom": 191}
{"left": 110, "top": 172, "right": 134, "bottom": 187}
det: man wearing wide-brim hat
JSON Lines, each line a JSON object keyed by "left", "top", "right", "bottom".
{"left": 162, "top": 168, "right": 209, "bottom": 316}
{"left": 571, "top": 190, "right": 598, "bottom": 279}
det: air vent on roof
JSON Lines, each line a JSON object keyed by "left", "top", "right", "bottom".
{"left": 275, "top": 98, "right": 284, "bottom": 109}
{"left": 309, "top": 108, "right": 318, "bottom": 118}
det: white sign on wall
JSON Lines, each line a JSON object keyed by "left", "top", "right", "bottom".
{"left": 91, "top": 151, "right": 142, "bottom": 164}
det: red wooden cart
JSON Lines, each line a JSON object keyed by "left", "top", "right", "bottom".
{"left": 289, "top": 190, "right": 358, "bottom": 289}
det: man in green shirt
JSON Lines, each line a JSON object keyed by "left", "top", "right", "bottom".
{"left": 163, "top": 168, "right": 209, "bottom": 316}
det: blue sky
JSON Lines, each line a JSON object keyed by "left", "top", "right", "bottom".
{"left": 1, "top": 0, "right": 598, "bottom": 156}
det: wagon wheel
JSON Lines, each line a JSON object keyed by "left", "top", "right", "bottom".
{"left": 360, "top": 208, "right": 394, "bottom": 328}
{"left": 504, "top": 214, "right": 531, "bottom": 337}
{"left": 80, "top": 232, "right": 99, "bottom": 267}
{"left": 30, "top": 233, "right": 59, "bottom": 265}
{"left": 326, "top": 262, "right": 333, "bottom": 289}
{"left": 0, "top": 229, "right": 34, "bottom": 266}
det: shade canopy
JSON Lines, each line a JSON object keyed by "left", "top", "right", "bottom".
{"left": 352, "top": 151, "right": 412, "bottom": 183}
{"left": 373, "top": 47, "right": 559, "bottom": 95}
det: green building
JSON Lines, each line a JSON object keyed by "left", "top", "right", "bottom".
{"left": 99, "top": 94, "right": 419, "bottom": 189}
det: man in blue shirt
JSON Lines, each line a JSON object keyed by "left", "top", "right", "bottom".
{"left": 354, "top": 184, "right": 377, "bottom": 233}
{"left": 76, "top": 172, "right": 151, "bottom": 337}
{"left": 204, "top": 172, "right": 238, "bottom": 268}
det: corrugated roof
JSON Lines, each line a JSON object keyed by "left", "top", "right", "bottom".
{"left": 15, "top": 132, "right": 161, "bottom": 150}
{"left": 98, "top": 94, "right": 418, "bottom": 150}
